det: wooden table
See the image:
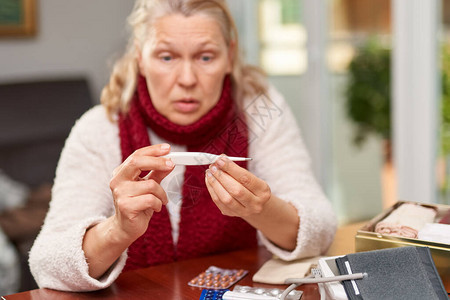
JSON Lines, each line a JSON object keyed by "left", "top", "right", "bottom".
{"left": 3, "top": 247, "right": 320, "bottom": 300}
{"left": 3, "top": 222, "right": 448, "bottom": 299}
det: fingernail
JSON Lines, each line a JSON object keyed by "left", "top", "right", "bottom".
{"left": 206, "top": 170, "right": 213, "bottom": 177}
{"left": 161, "top": 143, "right": 170, "bottom": 151}
{"left": 216, "top": 157, "right": 226, "bottom": 167}
{"left": 211, "top": 166, "right": 218, "bottom": 173}
{"left": 165, "top": 159, "right": 174, "bottom": 168}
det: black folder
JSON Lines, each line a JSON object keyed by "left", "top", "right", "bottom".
{"left": 335, "top": 247, "right": 448, "bottom": 300}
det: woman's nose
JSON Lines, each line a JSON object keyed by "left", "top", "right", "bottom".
{"left": 178, "top": 61, "right": 197, "bottom": 88}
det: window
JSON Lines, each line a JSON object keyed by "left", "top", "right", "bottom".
{"left": 259, "top": 0, "right": 307, "bottom": 75}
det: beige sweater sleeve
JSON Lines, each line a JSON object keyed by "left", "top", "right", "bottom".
{"left": 29, "top": 106, "right": 127, "bottom": 291}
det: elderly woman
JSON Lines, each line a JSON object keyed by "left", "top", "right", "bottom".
{"left": 29, "top": 0, "right": 336, "bottom": 292}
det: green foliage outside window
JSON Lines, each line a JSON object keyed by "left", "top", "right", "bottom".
{"left": 440, "top": 46, "right": 450, "bottom": 156}
{"left": 345, "top": 39, "right": 391, "bottom": 147}
{"left": 346, "top": 39, "right": 450, "bottom": 157}
{"left": 346, "top": 38, "right": 450, "bottom": 200}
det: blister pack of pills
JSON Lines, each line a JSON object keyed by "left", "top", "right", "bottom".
{"left": 188, "top": 266, "right": 248, "bottom": 289}
{"left": 231, "top": 285, "right": 303, "bottom": 300}
{"left": 199, "top": 289, "right": 229, "bottom": 300}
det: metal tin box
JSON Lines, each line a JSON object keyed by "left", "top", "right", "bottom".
{"left": 355, "top": 201, "right": 450, "bottom": 281}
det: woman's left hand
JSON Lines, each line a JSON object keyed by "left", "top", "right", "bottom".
{"left": 205, "top": 155, "right": 299, "bottom": 251}
{"left": 205, "top": 155, "right": 272, "bottom": 217}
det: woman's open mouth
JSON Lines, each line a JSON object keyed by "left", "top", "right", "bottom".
{"left": 173, "top": 98, "right": 200, "bottom": 113}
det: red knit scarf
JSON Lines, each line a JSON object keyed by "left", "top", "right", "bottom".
{"left": 119, "top": 75, "right": 257, "bottom": 271}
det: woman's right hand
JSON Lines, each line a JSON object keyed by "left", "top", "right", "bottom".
{"left": 109, "top": 143, "right": 175, "bottom": 242}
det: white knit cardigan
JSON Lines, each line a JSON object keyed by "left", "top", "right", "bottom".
{"left": 29, "top": 85, "right": 337, "bottom": 291}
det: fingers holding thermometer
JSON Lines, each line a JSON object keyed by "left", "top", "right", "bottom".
{"left": 112, "top": 143, "right": 174, "bottom": 182}
{"left": 110, "top": 143, "right": 175, "bottom": 240}
{"left": 205, "top": 155, "right": 272, "bottom": 218}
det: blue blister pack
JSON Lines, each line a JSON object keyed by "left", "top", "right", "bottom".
{"left": 199, "top": 289, "right": 229, "bottom": 300}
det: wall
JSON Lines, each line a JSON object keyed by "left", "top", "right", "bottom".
{"left": 0, "top": 0, "right": 135, "bottom": 102}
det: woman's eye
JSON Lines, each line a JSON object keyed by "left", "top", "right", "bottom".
{"left": 200, "top": 55, "right": 212, "bottom": 62}
{"left": 160, "top": 55, "right": 172, "bottom": 62}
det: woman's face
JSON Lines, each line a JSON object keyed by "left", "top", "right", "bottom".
{"left": 138, "top": 14, "right": 233, "bottom": 126}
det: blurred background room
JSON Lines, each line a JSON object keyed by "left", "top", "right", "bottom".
{"left": 0, "top": 0, "right": 449, "bottom": 295}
